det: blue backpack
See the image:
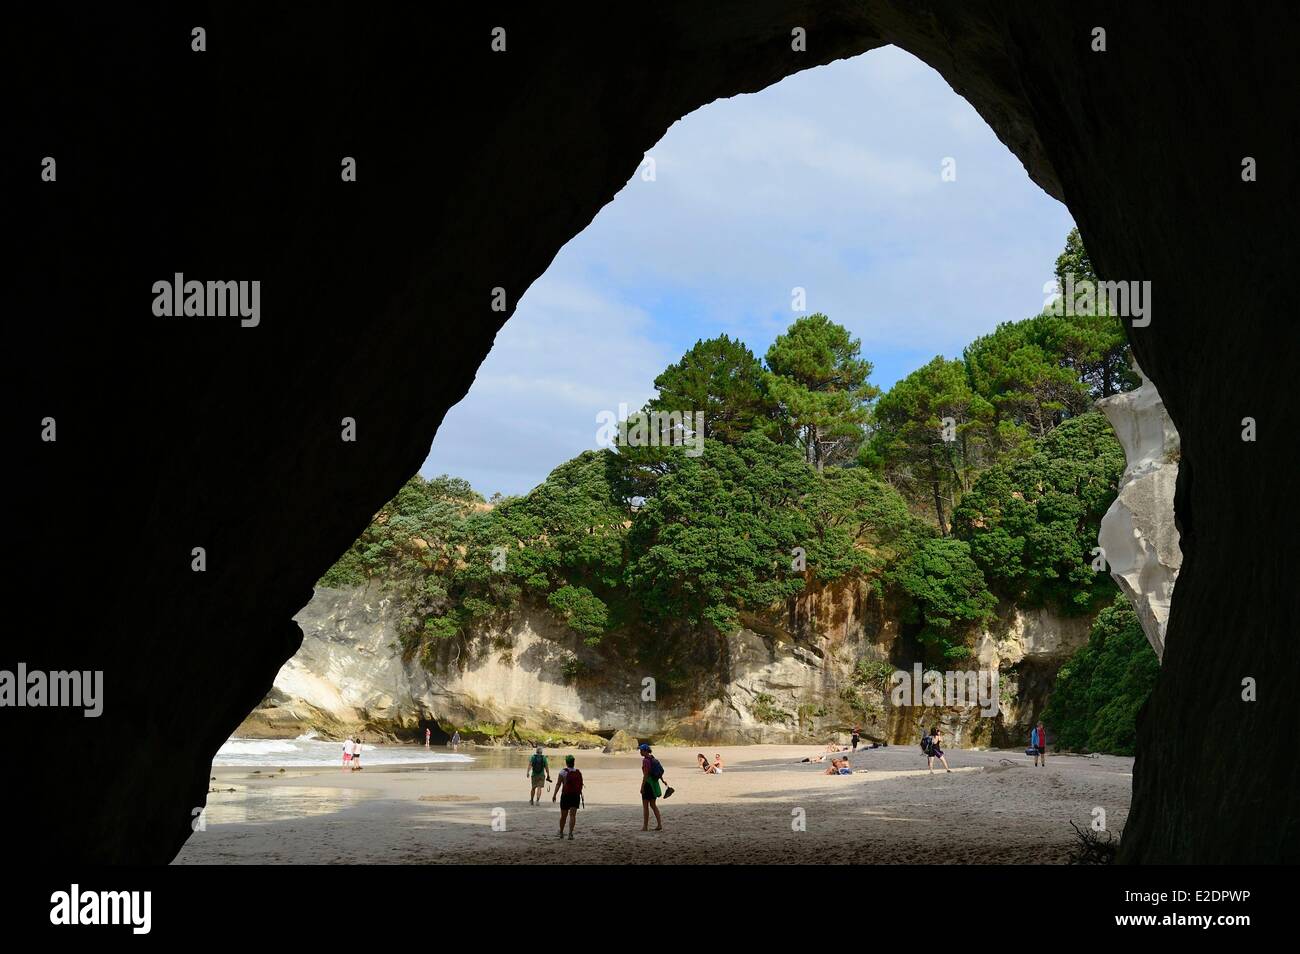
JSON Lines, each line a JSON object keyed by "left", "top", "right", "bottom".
{"left": 650, "top": 757, "right": 666, "bottom": 780}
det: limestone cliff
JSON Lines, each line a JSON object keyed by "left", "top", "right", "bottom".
{"left": 238, "top": 579, "right": 1092, "bottom": 749}
{"left": 1097, "top": 369, "right": 1182, "bottom": 660}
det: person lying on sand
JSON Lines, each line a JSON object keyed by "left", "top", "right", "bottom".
{"left": 801, "top": 743, "right": 852, "bottom": 762}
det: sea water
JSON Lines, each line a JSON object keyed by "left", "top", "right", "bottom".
{"left": 213, "top": 732, "right": 476, "bottom": 767}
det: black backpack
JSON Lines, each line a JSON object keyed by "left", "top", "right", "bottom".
{"left": 920, "top": 733, "right": 932, "bottom": 754}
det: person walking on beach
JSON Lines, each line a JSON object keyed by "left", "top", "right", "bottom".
{"left": 527, "top": 746, "right": 551, "bottom": 805}
{"left": 351, "top": 736, "right": 363, "bottom": 771}
{"left": 924, "top": 726, "right": 951, "bottom": 773}
{"left": 342, "top": 736, "right": 354, "bottom": 771}
{"left": 851, "top": 726, "right": 861, "bottom": 751}
{"left": 639, "top": 743, "right": 667, "bottom": 831}
{"left": 1031, "top": 721, "right": 1048, "bottom": 767}
{"left": 552, "top": 754, "right": 583, "bottom": 839}
{"left": 450, "top": 730, "right": 461, "bottom": 749}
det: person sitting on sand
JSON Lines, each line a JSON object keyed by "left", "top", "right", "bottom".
{"left": 553, "top": 754, "right": 583, "bottom": 839}
{"left": 527, "top": 746, "right": 551, "bottom": 805}
{"left": 712, "top": 753, "right": 724, "bottom": 774}
{"left": 824, "top": 756, "right": 852, "bottom": 776}
{"left": 351, "top": 736, "right": 363, "bottom": 771}
{"left": 639, "top": 743, "right": 665, "bottom": 831}
{"left": 925, "top": 727, "right": 951, "bottom": 773}
{"left": 697, "top": 753, "right": 718, "bottom": 774}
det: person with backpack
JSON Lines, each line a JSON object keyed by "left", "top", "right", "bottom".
{"left": 1030, "top": 721, "right": 1048, "bottom": 767}
{"left": 922, "top": 726, "right": 951, "bottom": 773}
{"left": 639, "top": 743, "right": 668, "bottom": 831}
{"left": 527, "top": 746, "right": 551, "bottom": 805}
{"left": 552, "top": 754, "right": 584, "bottom": 839}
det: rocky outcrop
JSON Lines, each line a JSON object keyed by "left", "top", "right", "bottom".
{"left": 1097, "top": 370, "right": 1182, "bottom": 659}
{"left": 239, "top": 581, "right": 1092, "bottom": 751}
{"left": 602, "top": 730, "right": 641, "bottom": 754}
{"left": 15, "top": 5, "right": 1295, "bottom": 865}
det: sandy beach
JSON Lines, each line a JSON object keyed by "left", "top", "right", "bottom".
{"left": 174, "top": 744, "right": 1132, "bottom": 864}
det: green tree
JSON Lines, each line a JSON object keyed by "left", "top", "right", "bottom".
{"left": 1048, "top": 227, "right": 1137, "bottom": 398}
{"left": 648, "top": 335, "right": 778, "bottom": 444}
{"left": 953, "top": 412, "right": 1124, "bottom": 612}
{"left": 963, "top": 317, "right": 1089, "bottom": 450}
{"left": 765, "top": 314, "right": 879, "bottom": 471}
{"left": 625, "top": 433, "right": 812, "bottom": 632}
{"left": 799, "top": 467, "right": 928, "bottom": 585}
{"left": 1042, "top": 593, "right": 1159, "bottom": 755}
{"left": 451, "top": 451, "right": 629, "bottom": 639}
{"left": 868, "top": 356, "right": 992, "bottom": 534}
{"left": 889, "top": 536, "right": 996, "bottom": 661}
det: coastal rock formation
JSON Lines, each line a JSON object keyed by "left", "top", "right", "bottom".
{"left": 14, "top": 5, "right": 1295, "bottom": 864}
{"left": 602, "top": 730, "right": 641, "bottom": 754}
{"left": 1097, "top": 371, "right": 1182, "bottom": 660}
{"left": 237, "top": 581, "right": 1091, "bottom": 750}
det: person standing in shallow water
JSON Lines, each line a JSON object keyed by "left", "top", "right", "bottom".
{"left": 424, "top": 727, "right": 431, "bottom": 749}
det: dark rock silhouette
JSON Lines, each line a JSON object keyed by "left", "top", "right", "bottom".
{"left": 10, "top": 4, "right": 1296, "bottom": 863}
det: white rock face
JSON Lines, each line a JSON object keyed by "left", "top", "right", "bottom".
{"left": 240, "top": 579, "right": 1093, "bottom": 748}
{"left": 1097, "top": 370, "right": 1182, "bottom": 660}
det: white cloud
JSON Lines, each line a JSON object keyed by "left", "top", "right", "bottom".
{"left": 422, "top": 45, "right": 1074, "bottom": 497}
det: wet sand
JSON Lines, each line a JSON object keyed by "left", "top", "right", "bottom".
{"left": 174, "top": 744, "right": 1132, "bottom": 864}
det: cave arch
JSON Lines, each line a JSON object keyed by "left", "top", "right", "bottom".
{"left": 13, "top": 4, "right": 1296, "bottom": 863}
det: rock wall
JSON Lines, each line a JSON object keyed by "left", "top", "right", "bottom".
{"left": 240, "top": 581, "right": 1092, "bottom": 750}
{"left": 1097, "top": 369, "right": 1182, "bottom": 659}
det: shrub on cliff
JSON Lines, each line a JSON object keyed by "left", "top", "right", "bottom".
{"left": 625, "top": 433, "right": 814, "bottom": 632}
{"left": 889, "top": 536, "right": 996, "bottom": 661}
{"left": 953, "top": 412, "right": 1125, "bottom": 613}
{"left": 1042, "top": 593, "right": 1159, "bottom": 755}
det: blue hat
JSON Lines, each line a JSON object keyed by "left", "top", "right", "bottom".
{"left": 638, "top": 743, "right": 650, "bottom": 752}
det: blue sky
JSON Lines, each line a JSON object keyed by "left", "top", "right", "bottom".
{"left": 422, "top": 47, "right": 1075, "bottom": 498}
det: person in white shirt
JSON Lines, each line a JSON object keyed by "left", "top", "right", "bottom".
{"left": 342, "top": 737, "right": 355, "bottom": 771}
